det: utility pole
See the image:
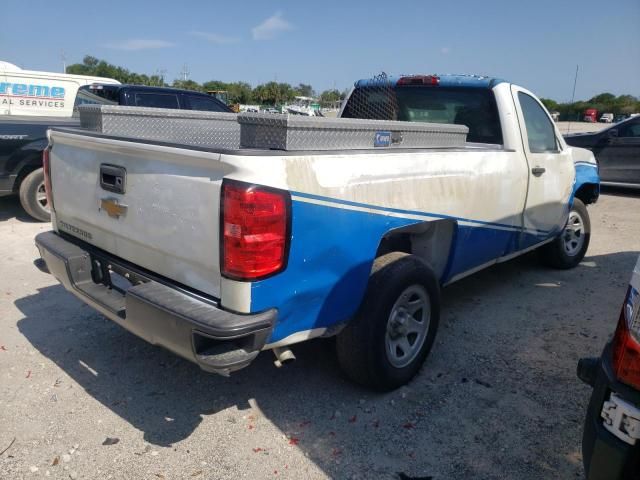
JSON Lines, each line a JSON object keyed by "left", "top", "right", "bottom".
{"left": 180, "top": 64, "right": 190, "bottom": 82}
{"left": 61, "top": 51, "right": 67, "bottom": 73}
{"left": 156, "top": 68, "right": 167, "bottom": 86}
{"left": 566, "top": 65, "right": 579, "bottom": 134}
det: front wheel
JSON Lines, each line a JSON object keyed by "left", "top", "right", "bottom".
{"left": 336, "top": 252, "right": 440, "bottom": 391}
{"left": 539, "top": 198, "right": 590, "bottom": 269}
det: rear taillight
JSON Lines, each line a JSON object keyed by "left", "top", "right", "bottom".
{"left": 397, "top": 75, "right": 440, "bottom": 86}
{"left": 42, "top": 147, "right": 54, "bottom": 211}
{"left": 221, "top": 180, "right": 290, "bottom": 280}
{"left": 612, "top": 286, "right": 640, "bottom": 389}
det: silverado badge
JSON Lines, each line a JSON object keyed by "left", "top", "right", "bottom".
{"left": 100, "top": 198, "right": 128, "bottom": 219}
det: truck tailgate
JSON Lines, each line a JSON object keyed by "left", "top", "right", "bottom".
{"left": 49, "top": 130, "right": 232, "bottom": 298}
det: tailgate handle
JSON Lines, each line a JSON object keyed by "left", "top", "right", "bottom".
{"left": 100, "top": 164, "right": 126, "bottom": 194}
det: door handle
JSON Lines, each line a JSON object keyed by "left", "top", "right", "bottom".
{"left": 531, "top": 166, "right": 546, "bottom": 176}
{"left": 100, "top": 164, "right": 126, "bottom": 194}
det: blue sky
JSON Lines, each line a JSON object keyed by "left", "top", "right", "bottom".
{"left": 1, "top": 0, "right": 638, "bottom": 101}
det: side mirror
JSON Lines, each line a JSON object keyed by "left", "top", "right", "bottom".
{"left": 608, "top": 129, "right": 618, "bottom": 138}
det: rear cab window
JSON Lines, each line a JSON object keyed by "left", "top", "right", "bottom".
{"left": 342, "top": 85, "right": 503, "bottom": 145}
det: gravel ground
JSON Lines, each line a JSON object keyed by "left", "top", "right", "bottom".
{"left": 1, "top": 189, "right": 639, "bottom": 480}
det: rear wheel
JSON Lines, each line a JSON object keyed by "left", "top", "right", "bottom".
{"left": 539, "top": 198, "right": 590, "bottom": 269}
{"left": 336, "top": 252, "right": 440, "bottom": 391}
{"left": 19, "top": 168, "right": 51, "bottom": 222}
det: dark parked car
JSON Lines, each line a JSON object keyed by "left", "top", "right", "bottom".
{"left": 578, "top": 257, "right": 640, "bottom": 479}
{"left": 73, "top": 83, "right": 231, "bottom": 112}
{"left": 0, "top": 84, "right": 232, "bottom": 221}
{"left": 565, "top": 116, "right": 640, "bottom": 187}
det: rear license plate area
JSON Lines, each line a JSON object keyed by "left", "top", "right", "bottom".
{"left": 89, "top": 255, "right": 148, "bottom": 294}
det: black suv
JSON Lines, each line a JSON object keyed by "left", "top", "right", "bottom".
{"left": 0, "top": 84, "right": 232, "bottom": 221}
{"left": 74, "top": 84, "right": 231, "bottom": 112}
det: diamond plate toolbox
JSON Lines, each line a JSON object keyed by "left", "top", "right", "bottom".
{"left": 78, "top": 106, "right": 468, "bottom": 151}
{"left": 78, "top": 105, "right": 241, "bottom": 149}
{"left": 237, "top": 113, "right": 468, "bottom": 151}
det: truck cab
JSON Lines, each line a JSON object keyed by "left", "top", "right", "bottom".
{"left": 339, "top": 74, "right": 600, "bottom": 218}
{"left": 584, "top": 108, "right": 599, "bottom": 123}
{"left": 600, "top": 113, "right": 614, "bottom": 123}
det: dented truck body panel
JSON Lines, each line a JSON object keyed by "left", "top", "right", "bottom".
{"left": 41, "top": 78, "right": 600, "bottom": 369}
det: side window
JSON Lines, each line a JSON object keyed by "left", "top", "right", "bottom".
{"left": 187, "top": 95, "right": 227, "bottom": 112}
{"left": 618, "top": 121, "right": 640, "bottom": 138}
{"left": 134, "top": 93, "right": 180, "bottom": 109}
{"left": 518, "top": 92, "right": 558, "bottom": 153}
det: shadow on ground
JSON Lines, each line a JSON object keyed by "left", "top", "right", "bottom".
{"left": 0, "top": 196, "right": 39, "bottom": 223}
{"left": 600, "top": 185, "right": 640, "bottom": 199}
{"left": 15, "top": 249, "right": 640, "bottom": 479}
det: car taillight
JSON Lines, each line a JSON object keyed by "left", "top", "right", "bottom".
{"left": 612, "top": 286, "right": 640, "bottom": 390}
{"left": 397, "top": 75, "right": 439, "bottom": 86}
{"left": 42, "top": 147, "right": 54, "bottom": 211}
{"left": 221, "top": 180, "right": 290, "bottom": 280}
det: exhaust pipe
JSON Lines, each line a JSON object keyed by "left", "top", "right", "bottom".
{"left": 273, "top": 347, "right": 296, "bottom": 368}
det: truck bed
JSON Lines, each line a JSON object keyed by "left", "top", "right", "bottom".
{"left": 47, "top": 116, "right": 514, "bottom": 309}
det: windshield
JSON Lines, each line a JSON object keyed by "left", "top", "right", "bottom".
{"left": 342, "top": 86, "right": 503, "bottom": 145}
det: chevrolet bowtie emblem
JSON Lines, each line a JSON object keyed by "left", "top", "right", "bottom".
{"left": 100, "top": 198, "right": 128, "bottom": 218}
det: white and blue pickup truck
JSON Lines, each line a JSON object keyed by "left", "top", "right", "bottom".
{"left": 35, "top": 74, "right": 600, "bottom": 391}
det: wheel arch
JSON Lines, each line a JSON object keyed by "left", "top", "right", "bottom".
{"left": 573, "top": 182, "right": 600, "bottom": 206}
{"left": 13, "top": 163, "right": 43, "bottom": 193}
{"left": 9, "top": 143, "right": 46, "bottom": 194}
{"left": 375, "top": 219, "right": 457, "bottom": 283}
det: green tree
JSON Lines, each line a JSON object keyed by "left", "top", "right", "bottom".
{"left": 319, "top": 89, "right": 342, "bottom": 107}
{"left": 540, "top": 98, "right": 559, "bottom": 112}
{"left": 227, "top": 82, "right": 253, "bottom": 104}
{"left": 254, "top": 82, "right": 295, "bottom": 105}
{"left": 614, "top": 95, "right": 640, "bottom": 115}
{"left": 67, "top": 55, "right": 167, "bottom": 86}
{"left": 171, "top": 79, "right": 203, "bottom": 92}
{"left": 294, "top": 83, "right": 315, "bottom": 98}
{"left": 201, "top": 81, "right": 254, "bottom": 104}
{"left": 588, "top": 93, "right": 616, "bottom": 104}
{"left": 202, "top": 80, "right": 229, "bottom": 92}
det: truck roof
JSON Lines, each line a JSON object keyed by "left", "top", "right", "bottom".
{"left": 354, "top": 74, "right": 506, "bottom": 89}
{"left": 88, "top": 83, "right": 212, "bottom": 95}
{"left": 0, "top": 61, "right": 120, "bottom": 85}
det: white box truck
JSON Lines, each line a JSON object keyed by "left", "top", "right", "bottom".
{"left": 0, "top": 61, "right": 119, "bottom": 117}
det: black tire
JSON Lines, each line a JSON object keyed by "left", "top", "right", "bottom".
{"left": 336, "top": 252, "right": 440, "bottom": 391}
{"left": 539, "top": 198, "right": 590, "bottom": 269}
{"left": 19, "top": 168, "right": 51, "bottom": 222}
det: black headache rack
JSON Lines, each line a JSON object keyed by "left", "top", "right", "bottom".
{"left": 34, "top": 231, "right": 276, "bottom": 375}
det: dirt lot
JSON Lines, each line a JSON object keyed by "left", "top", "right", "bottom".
{"left": 555, "top": 121, "right": 609, "bottom": 135}
{"left": 1, "top": 189, "right": 639, "bottom": 480}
